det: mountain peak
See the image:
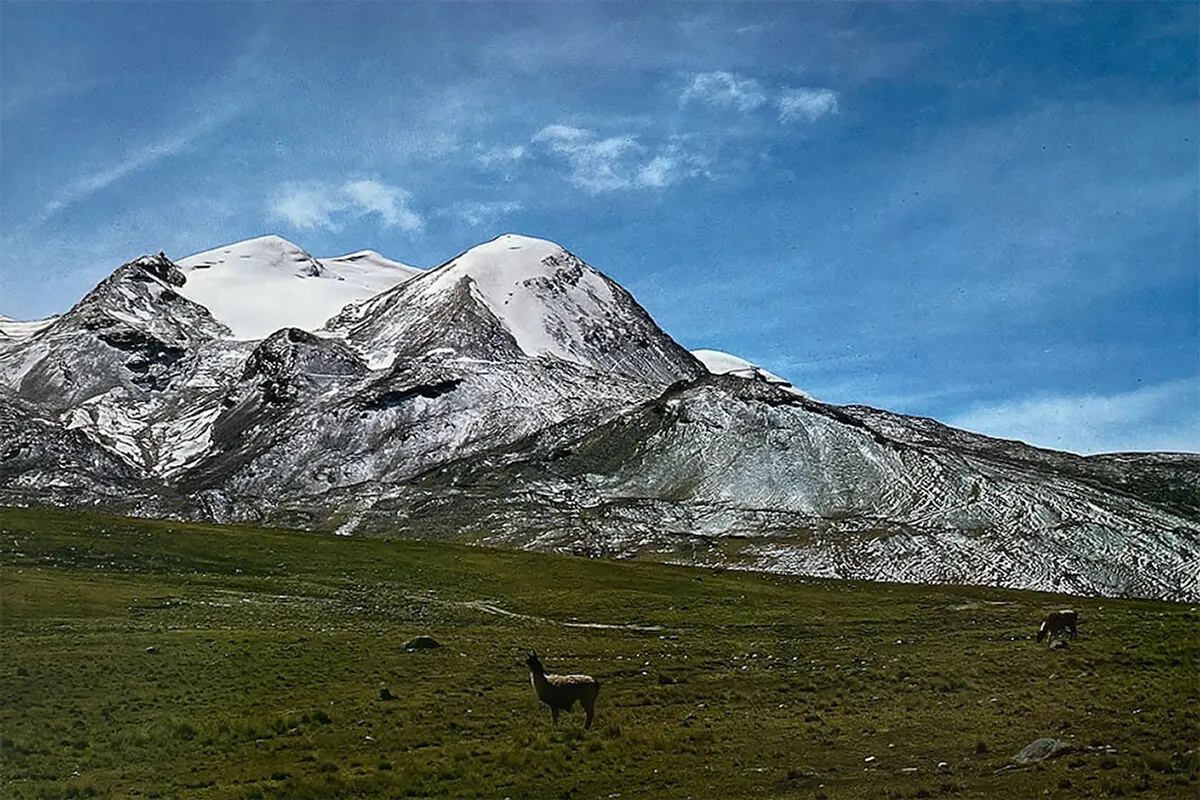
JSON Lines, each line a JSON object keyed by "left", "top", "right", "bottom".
{"left": 179, "top": 235, "right": 320, "bottom": 275}
{"left": 420, "top": 234, "right": 654, "bottom": 367}
{"left": 1, "top": 233, "right": 1195, "bottom": 601}
{"left": 175, "top": 236, "right": 416, "bottom": 340}
{"left": 212, "top": 233, "right": 309, "bottom": 253}
{"left": 468, "top": 232, "right": 565, "bottom": 256}
{"left": 328, "top": 233, "right": 703, "bottom": 384}
{"left": 246, "top": 233, "right": 301, "bottom": 248}
{"left": 434, "top": 233, "right": 567, "bottom": 282}
{"left": 128, "top": 252, "right": 187, "bottom": 286}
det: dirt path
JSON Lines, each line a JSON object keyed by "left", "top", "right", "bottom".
{"left": 411, "top": 595, "right": 665, "bottom": 631}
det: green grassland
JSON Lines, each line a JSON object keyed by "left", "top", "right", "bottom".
{"left": 1, "top": 507, "right": 1196, "bottom": 799}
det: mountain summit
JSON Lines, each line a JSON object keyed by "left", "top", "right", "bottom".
{"left": 177, "top": 235, "right": 421, "bottom": 339}
{"left": 328, "top": 234, "right": 703, "bottom": 382}
{"left": 0, "top": 236, "right": 1196, "bottom": 600}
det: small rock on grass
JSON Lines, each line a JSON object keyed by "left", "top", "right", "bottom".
{"left": 404, "top": 636, "right": 440, "bottom": 650}
{"left": 1014, "top": 738, "right": 1074, "bottom": 765}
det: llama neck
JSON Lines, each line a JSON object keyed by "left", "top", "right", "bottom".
{"left": 529, "top": 665, "right": 550, "bottom": 692}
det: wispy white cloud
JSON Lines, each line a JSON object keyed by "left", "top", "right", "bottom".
{"left": 270, "top": 179, "right": 424, "bottom": 233}
{"left": 734, "top": 23, "right": 770, "bottom": 37}
{"left": 31, "top": 33, "right": 275, "bottom": 226}
{"left": 534, "top": 125, "right": 640, "bottom": 192}
{"left": 271, "top": 184, "right": 342, "bottom": 230}
{"left": 476, "top": 144, "right": 527, "bottom": 167}
{"left": 636, "top": 156, "right": 679, "bottom": 188}
{"left": 948, "top": 377, "right": 1200, "bottom": 455}
{"left": 441, "top": 199, "right": 523, "bottom": 227}
{"left": 342, "top": 180, "right": 423, "bottom": 231}
{"left": 532, "top": 125, "right": 706, "bottom": 193}
{"left": 680, "top": 71, "right": 840, "bottom": 125}
{"left": 39, "top": 106, "right": 241, "bottom": 222}
{"left": 680, "top": 71, "right": 767, "bottom": 112}
{"left": 778, "top": 88, "right": 840, "bottom": 123}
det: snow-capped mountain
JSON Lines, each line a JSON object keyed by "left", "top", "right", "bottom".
{"left": 180, "top": 235, "right": 704, "bottom": 506}
{"left": 0, "top": 234, "right": 1196, "bottom": 600}
{"left": 326, "top": 234, "right": 703, "bottom": 381}
{"left": 0, "top": 254, "right": 244, "bottom": 472}
{"left": 176, "top": 235, "right": 421, "bottom": 339}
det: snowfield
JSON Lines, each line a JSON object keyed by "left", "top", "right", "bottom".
{"left": 176, "top": 235, "right": 421, "bottom": 339}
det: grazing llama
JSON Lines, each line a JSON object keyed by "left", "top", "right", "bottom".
{"left": 525, "top": 651, "right": 601, "bottom": 729}
{"left": 1036, "top": 609, "right": 1078, "bottom": 644}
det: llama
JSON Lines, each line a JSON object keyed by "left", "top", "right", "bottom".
{"left": 525, "top": 651, "right": 601, "bottom": 728}
{"left": 1036, "top": 609, "right": 1078, "bottom": 644}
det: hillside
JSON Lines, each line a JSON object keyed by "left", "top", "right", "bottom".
{"left": 1, "top": 507, "right": 1196, "bottom": 799}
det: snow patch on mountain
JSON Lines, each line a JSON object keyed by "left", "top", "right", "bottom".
{"left": 0, "top": 315, "right": 58, "bottom": 343}
{"left": 321, "top": 249, "right": 422, "bottom": 278}
{"left": 176, "top": 235, "right": 419, "bottom": 340}
{"left": 693, "top": 348, "right": 810, "bottom": 398}
{"left": 153, "top": 405, "right": 225, "bottom": 477}
{"left": 63, "top": 399, "right": 146, "bottom": 465}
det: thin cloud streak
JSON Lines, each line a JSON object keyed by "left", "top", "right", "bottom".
{"left": 39, "top": 106, "right": 242, "bottom": 223}
{"left": 948, "top": 378, "right": 1200, "bottom": 455}
{"left": 476, "top": 144, "right": 527, "bottom": 167}
{"left": 31, "top": 31, "right": 274, "bottom": 226}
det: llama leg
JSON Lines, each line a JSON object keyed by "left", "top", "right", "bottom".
{"left": 551, "top": 707, "right": 559, "bottom": 726}
{"left": 583, "top": 700, "right": 595, "bottom": 729}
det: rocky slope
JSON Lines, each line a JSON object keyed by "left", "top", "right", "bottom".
{"left": 353, "top": 376, "right": 1197, "bottom": 600}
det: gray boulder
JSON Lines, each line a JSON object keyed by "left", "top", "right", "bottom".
{"left": 1014, "top": 738, "right": 1075, "bottom": 765}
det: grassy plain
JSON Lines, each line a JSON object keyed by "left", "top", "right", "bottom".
{"left": 0, "top": 507, "right": 1195, "bottom": 799}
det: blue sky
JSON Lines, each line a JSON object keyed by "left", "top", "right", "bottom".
{"left": 1, "top": 2, "right": 1196, "bottom": 454}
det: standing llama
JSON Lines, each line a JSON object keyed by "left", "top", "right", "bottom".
{"left": 1036, "top": 609, "right": 1078, "bottom": 644}
{"left": 525, "top": 651, "right": 601, "bottom": 728}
